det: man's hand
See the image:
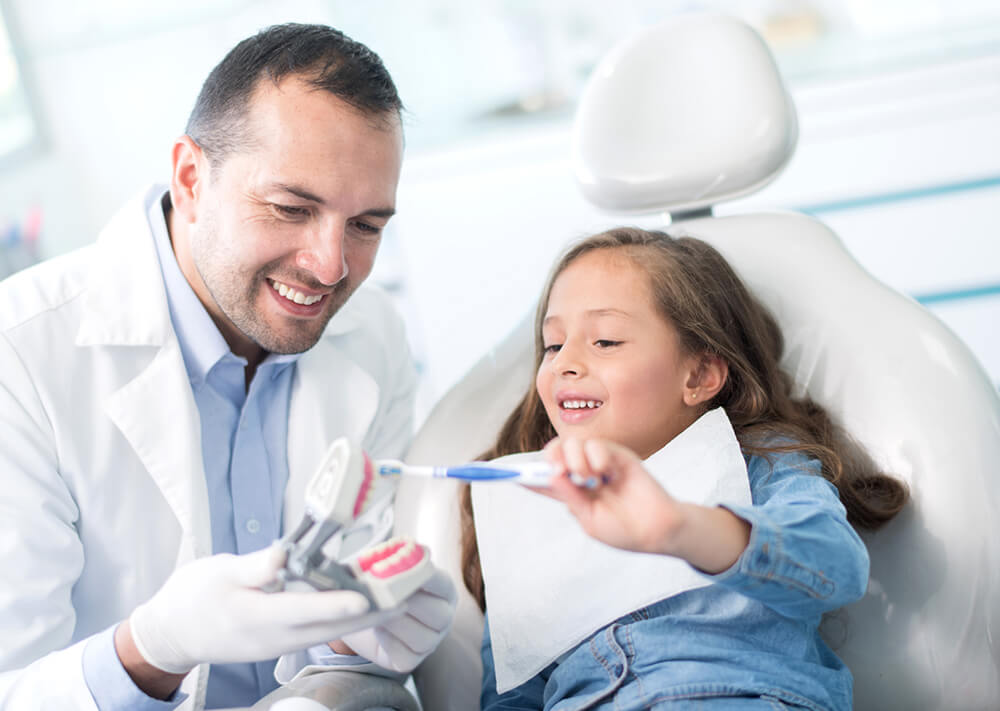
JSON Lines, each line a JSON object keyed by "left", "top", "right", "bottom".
{"left": 337, "top": 566, "right": 458, "bottom": 673}
{"left": 126, "top": 545, "right": 374, "bottom": 677}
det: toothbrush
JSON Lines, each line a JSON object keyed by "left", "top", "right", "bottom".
{"left": 375, "top": 458, "right": 612, "bottom": 489}
{"left": 375, "top": 458, "right": 562, "bottom": 487}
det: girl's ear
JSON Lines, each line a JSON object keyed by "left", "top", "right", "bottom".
{"left": 684, "top": 354, "right": 728, "bottom": 406}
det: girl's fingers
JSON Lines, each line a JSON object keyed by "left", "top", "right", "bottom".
{"left": 581, "top": 439, "right": 613, "bottom": 479}
{"left": 582, "top": 439, "right": 638, "bottom": 486}
{"left": 543, "top": 437, "right": 569, "bottom": 478}
{"left": 550, "top": 470, "right": 594, "bottom": 516}
{"left": 547, "top": 437, "right": 642, "bottom": 491}
{"left": 561, "top": 438, "right": 595, "bottom": 484}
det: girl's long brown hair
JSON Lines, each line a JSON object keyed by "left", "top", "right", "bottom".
{"left": 460, "top": 228, "right": 907, "bottom": 611}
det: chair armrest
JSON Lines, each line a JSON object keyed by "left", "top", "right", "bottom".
{"left": 250, "top": 670, "right": 419, "bottom": 711}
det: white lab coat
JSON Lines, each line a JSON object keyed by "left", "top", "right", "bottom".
{"left": 0, "top": 187, "right": 417, "bottom": 710}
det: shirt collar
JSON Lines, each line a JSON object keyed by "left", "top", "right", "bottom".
{"left": 147, "top": 189, "right": 300, "bottom": 386}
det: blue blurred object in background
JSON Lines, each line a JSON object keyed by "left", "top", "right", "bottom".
{"left": 0, "top": 205, "right": 42, "bottom": 278}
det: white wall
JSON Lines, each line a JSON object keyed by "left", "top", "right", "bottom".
{"left": 1, "top": 2, "right": 997, "bottom": 426}
{"left": 395, "top": 51, "right": 1000, "bottom": 420}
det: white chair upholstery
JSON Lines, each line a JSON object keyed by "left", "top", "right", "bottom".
{"left": 258, "top": 12, "right": 1000, "bottom": 711}
{"left": 249, "top": 670, "right": 419, "bottom": 711}
{"left": 397, "top": 13, "right": 1000, "bottom": 711}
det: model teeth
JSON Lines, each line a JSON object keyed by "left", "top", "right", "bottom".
{"left": 562, "top": 400, "right": 602, "bottom": 409}
{"left": 269, "top": 279, "right": 324, "bottom": 306}
{"left": 371, "top": 541, "right": 416, "bottom": 575}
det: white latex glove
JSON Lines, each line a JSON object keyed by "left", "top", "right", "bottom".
{"left": 130, "top": 545, "right": 383, "bottom": 674}
{"left": 340, "top": 566, "right": 457, "bottom": 673}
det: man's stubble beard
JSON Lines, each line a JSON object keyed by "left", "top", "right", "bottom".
{"left": 190, "top": 221, "right": 352, "bottom": 356}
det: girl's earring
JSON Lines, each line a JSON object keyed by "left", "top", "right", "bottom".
{"left": 688, "top": 391, "right": 698, "bottom": 404}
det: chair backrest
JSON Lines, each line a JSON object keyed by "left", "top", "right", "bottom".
{"left": 399, "top": 13, "right": 1000, "bottom": 711}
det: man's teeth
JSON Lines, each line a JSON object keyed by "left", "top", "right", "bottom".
{"left": 270, "top": 279, "right": 324, "bottom": 306}
{"left": 562, "top": 400, "right": 602, "bottom": 409}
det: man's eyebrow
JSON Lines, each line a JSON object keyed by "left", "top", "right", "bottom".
{"left": 273, "top": 183, "right": 325, "bottom": 204}
{"left": 361, "top": 206, "right": 397, "bottom": 219}
{"left": 271, "top": 183, "right": 396, "bottom": 218}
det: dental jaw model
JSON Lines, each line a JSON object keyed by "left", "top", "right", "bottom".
{"left": 270, "top": 437, "right": 434, "bottom": 610}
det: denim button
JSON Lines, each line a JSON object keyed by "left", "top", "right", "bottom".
{"left": 246, "top": 518, "right": 261, "bottom": 534}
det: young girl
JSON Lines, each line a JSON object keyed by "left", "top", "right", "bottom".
{"left": 460, "top": 227, "right": 907, "bottom": 711}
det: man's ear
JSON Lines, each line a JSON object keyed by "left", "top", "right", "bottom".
{"left": 169, "top": 135, "right": 207, "bottom": 224}
{"left": 684, "top": 354, "right": 729, "bottom": 406}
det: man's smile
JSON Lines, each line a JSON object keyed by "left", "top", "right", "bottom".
{"left": 267, "top": 277, "right": 326, "bottom": 306}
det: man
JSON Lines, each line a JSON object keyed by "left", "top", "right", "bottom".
{"left": 0, "top": 23, "right": 456, "bottom": 710}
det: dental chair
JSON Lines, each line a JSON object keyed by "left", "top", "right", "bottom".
{"left": 255, "top": 13, "right": 1000, "bottom": 711}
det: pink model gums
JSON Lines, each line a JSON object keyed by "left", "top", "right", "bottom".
{"left": 355, "top": 453, "right": 375, "bottom": 518}
{"left": 351, "top": 536, "right": 434, "bottom": 609}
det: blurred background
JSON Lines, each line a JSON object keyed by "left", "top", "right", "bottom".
{"left": 1, "top": 0, "right": 998, "bottom": 423}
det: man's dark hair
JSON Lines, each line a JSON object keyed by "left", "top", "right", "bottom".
{"left": 185, "top": 23, "right": 402, "bottom": 164}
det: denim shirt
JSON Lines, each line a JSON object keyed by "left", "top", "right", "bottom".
{"left": 481, "top": 449, "right": 869, "bottom": 711}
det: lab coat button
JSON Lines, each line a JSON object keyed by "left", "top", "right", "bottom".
{"left": 246, "top": 518, "right": 261, "bottom": 534}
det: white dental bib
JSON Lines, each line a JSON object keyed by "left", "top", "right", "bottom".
{"left": 472, "top": 407, "right": 752, "bottom": 693}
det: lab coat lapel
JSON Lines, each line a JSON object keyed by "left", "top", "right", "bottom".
{"left": 104, "top": 342, "right": 210, "bottom": 562}
{"left": 284, "top": 334, "right": 378, "bottom": 530}
{"left": 79, "top": 188, "right": 212, "bottom": 564}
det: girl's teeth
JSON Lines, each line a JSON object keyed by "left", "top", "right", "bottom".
{"left": 563, "top": 400, "right": 602, "bottom": 409}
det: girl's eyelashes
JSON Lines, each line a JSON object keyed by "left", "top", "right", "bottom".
{"left": 543, "top": 340, "right": 621, "bottom": 355}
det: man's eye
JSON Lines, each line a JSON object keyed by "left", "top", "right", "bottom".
{"left": 353, "top": 221, "right": 382, "bottom": 234}
{"left": 595, "top": 339, "right": 622, "bottom": 348}
{"left": 350, "top": 220, "right": 384, "bottom": 241}
{"left": 273, "top": 204, "right": 310, "bottom": 218}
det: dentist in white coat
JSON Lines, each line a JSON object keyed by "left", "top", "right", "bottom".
{"left": 0, "top": 23, "right": 456, "bottom": 711}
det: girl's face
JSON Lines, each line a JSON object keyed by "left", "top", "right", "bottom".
{"left": 536, "top": 249, "right": 702, "bottom": 459}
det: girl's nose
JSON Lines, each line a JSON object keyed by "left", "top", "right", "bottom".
{"left": 553, "top": 343, "right": 585, "bottom": 377}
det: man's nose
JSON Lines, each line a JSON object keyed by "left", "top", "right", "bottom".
{"left": 297, "top": 221, "right": 348, "bottom": 287}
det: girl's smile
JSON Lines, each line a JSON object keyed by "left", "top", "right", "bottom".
{"left": 536, "top": 248, "right": 702, "bottom": 459}
{"left": 556, "top": 391, "right": 605, "bottom": 423}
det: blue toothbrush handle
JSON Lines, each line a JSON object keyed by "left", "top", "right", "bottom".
{"left": 443, "top": 466, "right": 522, "bottom": 481}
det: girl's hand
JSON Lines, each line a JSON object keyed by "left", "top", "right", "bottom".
{"left": 541, "top": 437, "right": 751, "bottom": 572}
{"left": 542, "top": 437, "right": 686, "bottom": 555}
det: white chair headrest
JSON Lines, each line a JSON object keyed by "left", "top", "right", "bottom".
{"left": 572, "top": 13, "right": 797, "bottom": 215}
